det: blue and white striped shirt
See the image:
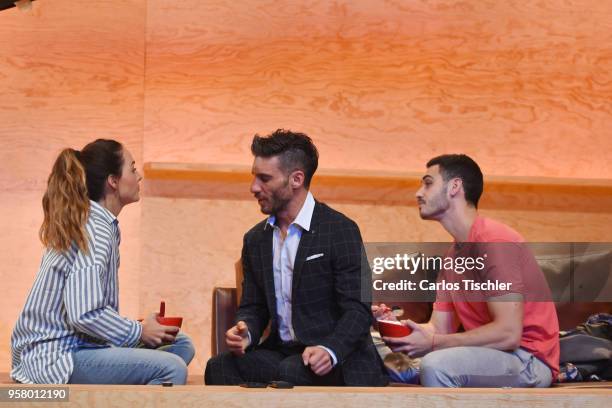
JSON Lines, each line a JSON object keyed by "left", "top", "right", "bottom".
{"left": 10, "top": 200, "right": 142, "bottom": 384}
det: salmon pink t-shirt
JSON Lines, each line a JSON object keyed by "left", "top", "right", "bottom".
{"left": 433, "top": 216, "right": 560, "bottom": 378}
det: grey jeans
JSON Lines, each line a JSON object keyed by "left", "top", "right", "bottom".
{"left": 419, "top": 346, "right": 553, "bottom": 387}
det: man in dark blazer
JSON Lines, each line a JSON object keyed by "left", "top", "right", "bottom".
{"left": 205, "top": 129, "right": 387, "bottom": 386}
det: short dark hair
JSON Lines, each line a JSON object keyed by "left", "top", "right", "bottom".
{"left": 426, "top": 154, "right": 483, "bottom": 208}
{"left": 251, "top": 129, "right": 319, "bottom": 188}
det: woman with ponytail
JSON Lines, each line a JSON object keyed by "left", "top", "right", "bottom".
{"left": 11, "top": 139, "right": 195, "bottom": 385}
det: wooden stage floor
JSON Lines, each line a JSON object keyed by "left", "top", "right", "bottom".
{"left": 1, "top": 379, "right": 610, "bottom": 408}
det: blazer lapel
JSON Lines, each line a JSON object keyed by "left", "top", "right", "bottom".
{"left": 292, "top": 203, "right": 321, "bottom": 294}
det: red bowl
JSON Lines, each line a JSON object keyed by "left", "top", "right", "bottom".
{"left": 378, "top": 320, "right": 411, "bottom": 337}
{"left": 157, "top": 316, "right": 183, "bottom": 329}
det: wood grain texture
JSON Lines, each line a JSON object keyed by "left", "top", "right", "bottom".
{"left": 0, "top": 0, "right": 146, "bottom": 192}
{"left": 144, "top": 0, "right": 612, "bottom": 179}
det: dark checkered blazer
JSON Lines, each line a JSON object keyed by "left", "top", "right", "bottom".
{"left": 236, "top": 200, "right": 388, "bottom": 386}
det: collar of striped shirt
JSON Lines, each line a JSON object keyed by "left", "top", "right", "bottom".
{"left": 89, "top": 200, "right": 118, "bottom": 226}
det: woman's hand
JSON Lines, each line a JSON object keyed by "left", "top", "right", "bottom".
{"left": 140, "top": 313, "right": 179, "bottom": 347}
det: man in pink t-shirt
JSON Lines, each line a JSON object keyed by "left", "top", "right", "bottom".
{"left": 379, "top": 154, "right": 559, "bottom": 387}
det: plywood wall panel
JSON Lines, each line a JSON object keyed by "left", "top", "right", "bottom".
{"left": 144, "top": 0, "right": 612, "bottom": 179}
{"left": 0, "top": 0, "right": 146, "bottom": 191}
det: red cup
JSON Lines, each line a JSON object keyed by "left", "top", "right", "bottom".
{"left": 377, "top": 320, "right": 411, "bottom": 337}
{"left": 156, "top": 316, "right": 183, "bottom": 329}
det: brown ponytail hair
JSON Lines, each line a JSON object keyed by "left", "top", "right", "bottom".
{"left": 39, "top": 149, "right": 90, "bottom": 252}
{"left": 39, "top": 139, "right": 124, "bottom": 253}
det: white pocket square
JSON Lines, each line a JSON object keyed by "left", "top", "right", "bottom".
{"left": 306, "top": 253, "right": 324, "bottom": 261}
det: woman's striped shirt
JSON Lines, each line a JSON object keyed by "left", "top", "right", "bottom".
{"left": 10, "top": 201, "right": 142, "bottom": 384}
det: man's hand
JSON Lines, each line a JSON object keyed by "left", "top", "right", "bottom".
{"left": 226, "top": 320, "right": 250, "bottom": 356}
{"left": 302, "top": 346, "right": 333, "bottom": 376}
{"left": 140, "top": 313, "right": 179, "bottom": 347}
{"left": 382, "top": 319, "right": 434, "bottom": 358}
